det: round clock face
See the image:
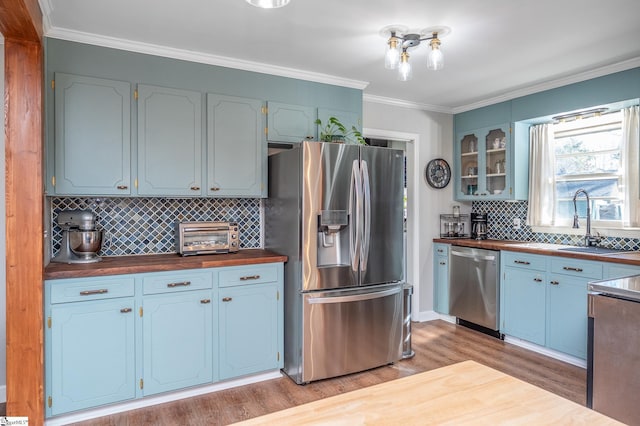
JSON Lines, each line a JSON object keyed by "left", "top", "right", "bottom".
{"left": 425, "top": 158, "right": 451, "bottom": 189}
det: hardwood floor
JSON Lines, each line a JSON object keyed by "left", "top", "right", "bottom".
{"left": 69, "top": 320, "right": 586, "bottom": 425}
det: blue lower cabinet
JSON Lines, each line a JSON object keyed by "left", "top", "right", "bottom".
{"left": 546, "top": 275, "right": 588, "bottom": 359}
{"left": 142, "top": 290, "right": 215, "bottom": 396}
{"left": 501, "top": 267, "right": 546, "bottom": 346}
{"left": 48, "top": 298, "right": 136, "bottom": 416}
{"left": 219, "top": 283, "right": 281, "bottom": 379}
{"left": 433, "top": 243, "right": 450, "bottom": 314}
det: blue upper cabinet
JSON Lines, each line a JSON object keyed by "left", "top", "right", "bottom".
{"left": 207, "top": 94, "right": 266, "bottom": 198}
{"left": 267, "top": 101, "right": 316, "bottom": 143}
{"left": 137, "top": 85, "right": 203, "bottom": 196}
{"left": 53, "top": 73, "right": 132, "bottom": 196}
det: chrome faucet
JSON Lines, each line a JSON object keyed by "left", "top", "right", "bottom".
{"left": 572, "top": 189, "right": 601, "bottom": 247}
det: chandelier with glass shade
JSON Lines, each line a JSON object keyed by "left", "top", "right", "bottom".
{"left": 380, "top": 26, "right": 451, "bottom": 81}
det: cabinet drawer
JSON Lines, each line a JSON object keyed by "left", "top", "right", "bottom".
{"left": 49, "top": 276, "right": 135, "bottom": 304}
{"left": 551, "top": 258, "right": 602, "bottom": 280}
{"left": 143, "top": 271, "right": 213, "bottom": 295}
{"left": 434, "top": 244, "right": 449, "bottom": 256}
{"left": 219, "top": 264, "right": 279, "bottom": 287}
{"left": 501, "top": 251, "right": 547, "bottom": 271}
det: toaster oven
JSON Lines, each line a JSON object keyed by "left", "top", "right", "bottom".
{"left": 175, "top": 221, "right": 239, "bottom": 256}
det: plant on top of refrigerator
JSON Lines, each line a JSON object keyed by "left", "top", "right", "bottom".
{"left": 315, "top": 116, "right": 366, "bottom": 145}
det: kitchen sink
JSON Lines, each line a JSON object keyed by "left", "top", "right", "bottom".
{"left": 557, "top": 246, "right": 631, "bottom": 255}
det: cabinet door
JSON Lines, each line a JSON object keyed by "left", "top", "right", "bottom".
{"left": 142, "top": 290, "right": 214, "bottom": 396}
{"left": 267, "top": 101, "right": 315, "bottom": 143}
{"left": 219, "top": 283, "right": 280, "bottom": 379}
{"left": 54, "top": 73, "right": 131, "bottom": 195}
{"left": 433, "top": 244, "right": 449, "bottom": 314}
{"left": 455, "top": 124, "right": 509, "bottom": 200}
{"left": 48, "top": 299, "right": 135, "bottom": 416}
{"left": 137, "top": 85, "right": 203, "bottom": 196}
{"left": 207, "top": 94, "right": 265, "bottom": 197}
{"left": 501, "top": 267, "right": 546, "bottom": 345}
{"left": 546, "top": 275, "right": 588, "bottom": 359}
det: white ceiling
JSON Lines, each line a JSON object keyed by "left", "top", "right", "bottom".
{"left": 39, "top": 0, "right": 640, "bottom": 113}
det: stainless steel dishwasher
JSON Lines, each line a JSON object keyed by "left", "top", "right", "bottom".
{"left": 449, "top": 246, "right": 502, "bottom": 338}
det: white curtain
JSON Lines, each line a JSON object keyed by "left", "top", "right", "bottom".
{"left": 621, "top": 105, "right": 640, "bottom": 227}
{"left": 526, "top": 123, "right": 556, "bottom": 227}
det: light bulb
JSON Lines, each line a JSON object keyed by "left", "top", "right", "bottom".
{"left": 427, "top": 37, "right": 444, "bottom": 70}
{"left": 246, "top": 0, "right": 290, "bottom": 8}
{"left": 397, "top": 51, "right": 412, "bottom": 81}
{"left": 384, "top": 37, "right": 400, "bottom": 69}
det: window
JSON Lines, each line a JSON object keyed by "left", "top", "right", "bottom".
{"left": 553, "top": 111, "right": 623, "bottom": 224}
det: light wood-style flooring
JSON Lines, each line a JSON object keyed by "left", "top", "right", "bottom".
{"left": 70, "top": 320, "right": 586, "bottom": 425}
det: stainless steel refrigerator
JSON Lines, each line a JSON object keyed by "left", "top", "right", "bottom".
{"left": 265, "top": 141, "right": 405, "bottom": 384}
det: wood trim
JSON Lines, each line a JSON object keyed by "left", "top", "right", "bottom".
{"left": 2, "top": 0, "right": 45, "bottom": 423}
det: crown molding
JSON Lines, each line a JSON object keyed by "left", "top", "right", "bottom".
{"left": 363, "top": 94, "right": 453, "bottom": 114}
{"left": 451, "top": 57, "right": 640, "bottom": 114}
{"left": 43, "top": 27, "right": 369, "bottom": 91}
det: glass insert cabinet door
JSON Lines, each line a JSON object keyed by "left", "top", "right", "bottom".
{"left": 456, "top": 124, "right": 509, "bottom": 200}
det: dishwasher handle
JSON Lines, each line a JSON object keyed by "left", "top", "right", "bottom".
{"left": 451, "top": 249, "right": 497, "bottom": 262}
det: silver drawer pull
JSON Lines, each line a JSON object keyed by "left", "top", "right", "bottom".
{"left": 240, "top": 275, "right": 261, "bottom": 281}
{"left": 563, "top": 266, "right": 583, "bottom": 272}
{"left": 514, "top": 260, "right": 531, "bottom": 265}
{"left": 533, "top": 278, "right": 542, "bottom": 282}
{"left": 167, "top": 281, "right": 191, "bottom": 288}
{"left": 200, "top": 299, "right": 211, "bottom": 304}
{"left": 116, "top": 185, "right": 128, "bottom": 190}
{"left": 439, "top": 261, "right": 446, "bottom": 265}
{"left": 210, "top": 187, "right": 220, "bottom": 191}
{"left": 120, "top": 307, "right": 132, "bottom": 313}
{"left": 222, "top": 297, "right": 232, "bottom": 302}
{"left": 80, "top": 289, "right": 109, "bottom": 296}
{"left": 190, "top": 186, "right": 200, "bottom": 191}
{"left": 437, "top": 249, "right": 444, "bottom": 253}
{"left": 550, "top": 280, "right": 560, "bottom": 285}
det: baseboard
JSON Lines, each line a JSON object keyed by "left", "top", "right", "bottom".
{"left": 504, "top": 336, "right": 587, "bottom": 369}
{"left": 414, "top": 310, "right": 456, "bottom": 324}
{"left": 45, "top": 370, "right": 282, "bottom": 426}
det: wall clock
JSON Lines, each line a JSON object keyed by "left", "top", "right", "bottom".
{"left": 425, "top": 158, "right": 451, "bottom": 189}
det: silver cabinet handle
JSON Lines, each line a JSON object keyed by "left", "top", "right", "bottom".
{"left": 437, "top": 249, "right": 444, "bottom": 253}
{"left": 167, "top": 281, "right": 191, "bottom": 288}
{"left": 514, "top": 260, "right": 531, "bottom": 265}
{"left": 550, "top": 280, "right": 560, "bottom": 285}
{"left": 120, "top": 307, "right": 132, "bottom": 313}
{"left": 563, "top": 266, "right": 583, "bottom": 272}
{"left": 116, "top": 185, "right": 128, "bottom": 190}
{"left": 80, "top": 289, "right": 108, "bottom": 296}
{"left": 439, "top": 261, "right": 446, "bottom": 265}
{"left": 222, "top": 297, "right": 232, "bottom": 302}
{"left": 210, "top": 187, "right": 220, "bottom": 191}
{"left": 533, "top": 278, "right": 542, "bottom": 282}
{"left": 240, "top": 275, "right": 260, "bottom": 281}
{"left": 190, "top": 186, "right": 200, "bottom": 191}
{"left": 200, "top": 299, "right": 211, "bottom": 304}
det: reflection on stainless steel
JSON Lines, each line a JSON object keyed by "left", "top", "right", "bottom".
{"left": 266, "top": 141, "right": 405, "bottom": 384}
{"left": 587, "top": 276, "right": 640, "bottom": 424}
{"left": 449, "top": 246, "right": 500, "bottom": 332}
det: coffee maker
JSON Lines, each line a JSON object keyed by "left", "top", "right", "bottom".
{"left": 51, "top": 210, "right": 104, "bottom": 263}
{"left": 471, "top": 212, "right": 488, "bottom": 240}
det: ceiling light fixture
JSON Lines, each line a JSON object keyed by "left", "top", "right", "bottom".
{"left": 246, "top": 0, "right": 290, "bottom": 8}
{"left": 380, "top": 26, "right": 451, "bottom": 81}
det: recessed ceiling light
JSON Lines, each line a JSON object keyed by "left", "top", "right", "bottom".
{"left": 246, "top": 0, "right": 291, "bottom": 8}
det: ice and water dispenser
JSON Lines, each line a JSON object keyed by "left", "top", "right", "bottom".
{"left": 317, "top": 210, "right": 350, "bottom": 266}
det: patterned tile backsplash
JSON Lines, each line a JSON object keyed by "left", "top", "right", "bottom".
{"left": 50, "top": 197, "right": 263, "bottom": 257}
{"left": 473, "top": 200, "right": 640, "bottom": 251}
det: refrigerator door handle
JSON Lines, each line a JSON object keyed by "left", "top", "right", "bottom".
{"left": 349, "top": 159, "right": 362, "bottom": 272}
{"left": 307, "top": 286, "right": 401, "bottom": 304}
{"left": 360, "top": 160, "right": 371, "bottom": 272}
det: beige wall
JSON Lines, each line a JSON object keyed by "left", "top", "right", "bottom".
{"left": 363, "top": 100, "right": 468, "bottom": 318}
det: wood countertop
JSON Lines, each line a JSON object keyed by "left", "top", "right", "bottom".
{"left": 234, "top": 360, "right": 620, "bottom": 425}
{"left": 44, "top": 249, "right": 288, "bottom": 280}
{"left": 434, "top": 238, "right": 640, "bottom": 266}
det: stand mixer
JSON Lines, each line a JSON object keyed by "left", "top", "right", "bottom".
{"left": 51, "top": 210, "right": 104, "bottom": 263}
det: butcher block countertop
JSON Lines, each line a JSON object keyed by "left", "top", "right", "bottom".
{"left": 433, "top": 238, "right": 640, "bottom": 266}
{"left": 44, "top": 249, "right": 288, "bottom": 280}
{"left": 234, "top": 360, "right": 620, "bottom": 425}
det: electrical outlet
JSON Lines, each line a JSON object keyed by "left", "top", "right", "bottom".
{"left": 513, "top": 218, "right": 521, "bottom": 230}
